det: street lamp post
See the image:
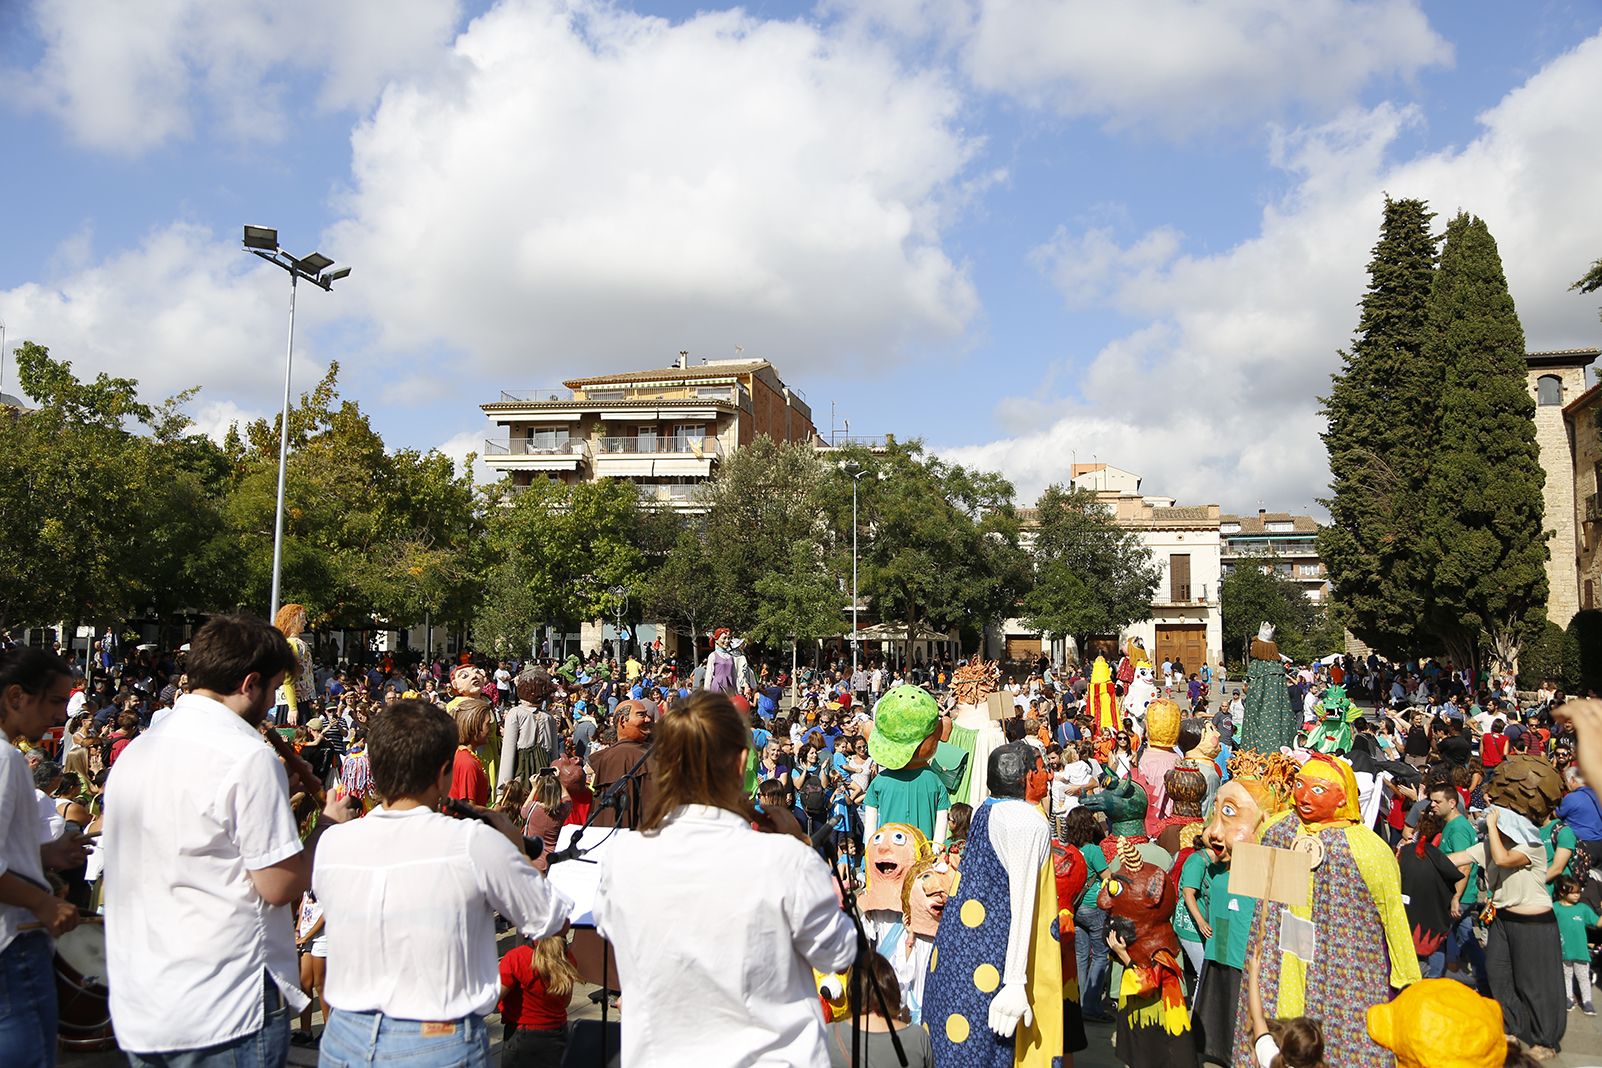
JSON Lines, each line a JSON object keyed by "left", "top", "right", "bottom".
{"left": 241, "top": 225, "right": 350, "bottom": 623}
{"left": 850, "top": 468, "right": 866, "bottom": 677}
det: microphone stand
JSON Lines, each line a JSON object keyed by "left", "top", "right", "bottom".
{"left": 544, "top": 742, "right": 650, "bottom": 1068}
{"left": 829, "top": 834, "right": 908, "bottom": 1068}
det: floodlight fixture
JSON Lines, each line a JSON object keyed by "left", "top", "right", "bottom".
{"left": 322, "top": 266, "right": 351, "bottom": 284}
{"left": 243, "top": 225, "right": 278, "bottom": 251}
{"left": 297, "top": 251, "right": 334, "bottom": 276}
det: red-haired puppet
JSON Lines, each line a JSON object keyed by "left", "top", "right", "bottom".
{"left": 1099, "top": 837, "right": 1197, "bottom": 1068}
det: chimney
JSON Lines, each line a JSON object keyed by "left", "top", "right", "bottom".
{"left": 677, "top": 351, "right": 688, "bottom": 369}
{"left": 1258, "top": 508, "right": 1267, "bottom": 518}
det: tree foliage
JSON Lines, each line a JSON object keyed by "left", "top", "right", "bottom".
{"left": 822, "top": 440, "right": 1028, "bottom": 661}
{"left": 474, "top": 479, "right": 648, "bottom": 653}
{"left": 1319, "top": 197, "right": 1440, "bottom": 656}
{"left": 1220, "top": 563, "right": 1331, "bottom": 665}
{"left": 1574, "top": 256, "right": 1602, "bottom": 321}
{"left": 1418, "top": 213, "right": 1548, "bottom": 673}
{"left": 1019, "top": 484, "right": 1160, "bottom": 656}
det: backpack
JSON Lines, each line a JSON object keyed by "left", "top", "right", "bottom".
{"left": 799, "top": 772, "right": 829, "bottom": 816}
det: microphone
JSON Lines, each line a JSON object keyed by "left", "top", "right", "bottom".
{"left": 442, "top": 798, "right": 545, "bottom": 860}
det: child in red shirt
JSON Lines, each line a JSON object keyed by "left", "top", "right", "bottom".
{"left": 498, "top": 935, "right": 580, "bottom": 1067}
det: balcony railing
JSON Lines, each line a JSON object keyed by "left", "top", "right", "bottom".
{"left": 498, "top": 388, "right": 575, "bottom": 403}
{"left": 483, "top": 438, "right": 587, "bottom": 457}
{"left": 596, "top": 436, "right": 719, "bottom": 457}
{"left": 640, "top": 483, "right": 703, "bottom": 502}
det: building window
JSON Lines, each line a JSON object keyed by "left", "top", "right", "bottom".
{"left": 1537, "top": 375, "right": 1563, "bottom": 406}
{"left": 1170, "top": 553, "right": 1191, "bottom": 602}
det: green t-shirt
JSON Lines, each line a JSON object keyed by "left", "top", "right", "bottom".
{"left": 1440, "top": 815, "right": 1481, "bottom": 906}
{"left": 1077, "top": 845, "right": 1109, "bottom": 910}
{"left": 1542, "top": 821, "right": 1579, "bottom": 898}
{"left": 1206, "top": 862, "right": 1257, "bottom": 968}
{"left": 864, "top": 766, "right": 950, "bottom": 842}
{"left": 1175, "top": 850, "right": 1209, "bottom": 943}
{"left": 1555, "top": 901, "right": 1599, "bottom": 961}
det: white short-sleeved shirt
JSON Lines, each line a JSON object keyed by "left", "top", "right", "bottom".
{"left": 595, "top": 805, "right": 856, "bottom": 1068}
{"left": 313, "top": 806, "right": 570, "bottom": 1020}
{"left": 103, "top": 694, "right": 306, "bottom": 1053}
{"left": 0, "top": 731, "right": 50, "bottom": 953}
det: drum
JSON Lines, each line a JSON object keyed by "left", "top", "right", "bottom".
{"left": 55, "top": 923, "right": 114, "bottom": 1050}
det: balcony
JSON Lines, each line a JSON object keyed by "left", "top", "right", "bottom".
{"left": 483, "top": 438, "right": 587, "bottom": 457}
{"left": 596, "top": 436, "right": 719, "bottom": 457}
{"left": 498, "top": 388, "right": 576, "bottom": 403}
{"left": 482, "top": 437, "right": 587, "bottom": 472}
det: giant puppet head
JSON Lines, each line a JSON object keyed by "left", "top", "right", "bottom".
{"left": 1165, "top": 761, "right": 1208, "bottom": 821}
{"left": 515, "top": 667, "right": 558, "bottom": 706}
{"left": 1146, "top": 698, "right": 1183, "bottom": 750}
{"left": 988, "top": 741, "right": 1036, "bottom": 800}
{"left": 862, "top": 822, "right": 935, "bottom": 911}
{"left": 1292, "top": 753, "right": 1361, "bottom": 828}
{"left": 614, "top": 698, "right": 655, "bottom": 744}
{"left": 1081, "top": 773, "right": 1149, "bottom": 838}
{"left": 951, "top": 656, "right": 1001, "bottom": 707}
{"left": 869, "top": 685, "right": 941, "bottom": 771}
{"left": 902, "top": 857, "right": 953, "bottom": 939}
{"left": 1483, "top": 753, "right": 1565, "bottom": 824}
{"left": 1187, "top": 721, "right": 1222, "bottom": 764}
{"left": 1097, "top": 837, "right": 1180, "bottom": 963}
{"left": 1367, "top": 979, "right": 1507, "bottom": 1068}
{"left": 712, "top": 627, "right": 733, "bottom": 652}
{"left": 450, "top": 664, "right": 489, "bottom": 699}
{"left": 1201, "top": 751, "right": 1297, "bottom": 863}
{"left": 1090, "top": 656, "right": 1112, "bottom": 688}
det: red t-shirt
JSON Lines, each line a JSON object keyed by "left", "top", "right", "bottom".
{"left": 497, "top": 945, "right": 574, "bottom": 1031}
{"left": 1481, "top": 732, "right": 1508, "bottom": 768}
{"left": 450, "top": 747, "right": 489, "bottom": 807}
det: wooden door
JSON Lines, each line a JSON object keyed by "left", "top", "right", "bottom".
{"left": 1155, "top": 624, "right": 1206, "bottom": 671}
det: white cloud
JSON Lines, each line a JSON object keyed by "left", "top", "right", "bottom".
{"left": 435, "top": 429, "right": 500, "bottom": 486}
{"left": 0, "top": 222, "right": 333, "bottom": 409}
{"left": 945, "top": 33, "right": 1602, "bottom": 514}
{"left": 326, "top": 0, "right": 982, "bottom": 381}
{"left": 9, "top": 0, "right": 462, "bottom": 153}
{"left": 829, "top": 0, "right": 1450, "bottom": 135}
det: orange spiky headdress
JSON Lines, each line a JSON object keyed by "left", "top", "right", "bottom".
{"left": 951, "top": 657, "right": 1000, "bottom": 705}
{"left": 1225, "top": 750, "right": 1298, "bottom": 815}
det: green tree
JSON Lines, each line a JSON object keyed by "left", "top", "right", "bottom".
{"left": 475, "top": 479, "right": 647, "bottom": 653}
{"left": 644, "top": 526, "right": 725, "bottom": 667}
{"left": 1574, "top": 256, "right": 1602, "bottom": 319}
{"left": 752, "top": 538, "right": 845, "bottom": 689}
{"left": 697, "top": 437, "right": 832, "bottom": 634}
{"left": 1566, "top": 610, "right": 1602, "bottom": 696}
{"left": 1220, "top": 563, "right": 1322, "bottom": 664}
{"left": 1319, "top": 197, "right": 1441, "bottom": 657}
{"left": 1418, "top": 213, "right": 1548, "bottom": 673}
{"left": 823, "top": 441, "right": 1028, "bottom": 665}
{"left": 1518, "top": 618, "right": 1568, "bottom": 690}
{"left": 1019, "top": 484, "right": 1160, "bottom": 658}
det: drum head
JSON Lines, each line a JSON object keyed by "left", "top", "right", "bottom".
{"left": 56, "top": 925, "right": 107, "bottom": 985}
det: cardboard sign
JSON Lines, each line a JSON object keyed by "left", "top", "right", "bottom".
{"left": 986, "top": 692, "right": 1013, "bottom": 722}
{"left": 1229, "top": 842, "right": 1313, "bottom": 909}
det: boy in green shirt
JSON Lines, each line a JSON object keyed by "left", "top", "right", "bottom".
{"left": 1555, "top": 877, "right": 1599, "bottom": 1015}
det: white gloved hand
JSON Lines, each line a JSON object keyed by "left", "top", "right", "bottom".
{"left": 987, "top": 982, "right": 1032, "bottom": 1037}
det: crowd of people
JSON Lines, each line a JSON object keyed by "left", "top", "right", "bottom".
{"left": 3, "top": 615, "right": 1602, "bottom": 1068}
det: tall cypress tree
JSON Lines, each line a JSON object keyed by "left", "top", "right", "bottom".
{"left": 1419, "top": 213, "right": 1548, "bottom": 672}
{"left": 1319, "top": 197, "right": 1440, "bottom": 656}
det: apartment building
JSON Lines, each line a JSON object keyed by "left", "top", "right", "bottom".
{"left": 480, "top": 355, "right": 817, "bottom": 509}
{"left": 1219, "top": 511, "right": 1329, "bottom": 602}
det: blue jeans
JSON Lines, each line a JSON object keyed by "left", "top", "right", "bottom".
{"left": 1074, "top": 903, "right": 1110, "bottom": 1018}
{"left": 318, "top": 1009, "right": 489, "bottom": 1068}
{"left": 126, "top": 976, "right": 289, "bottom": 1068}
{"left": 1421, "top": 949, "right": 1446, "bottom": 978}
{"left": 1449, "top": 911, "right": 1492, "bottom": 995}
{"left": 0, "top": 932, "right": 57, "bottom": 1068}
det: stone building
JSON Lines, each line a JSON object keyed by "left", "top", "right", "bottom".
{"left": 1561, "top": 368, "right": 1602, "bottom": 616}
{"left": 1528, "top": 348, "right": 1600, "bottom": 624}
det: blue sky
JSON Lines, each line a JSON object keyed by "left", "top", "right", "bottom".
{"left": 2, "top": 0, "right": 1599, "bottom": 515}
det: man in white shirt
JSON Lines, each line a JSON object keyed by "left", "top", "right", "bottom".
{"left": 314, "top": 698, "right": 569, "bottom": 1064}
{"left": 0, "top": 648, "right": 90, "bottom": 1068}
{"left": 104, "top": 616, "right": 357, "bottom": 1067}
